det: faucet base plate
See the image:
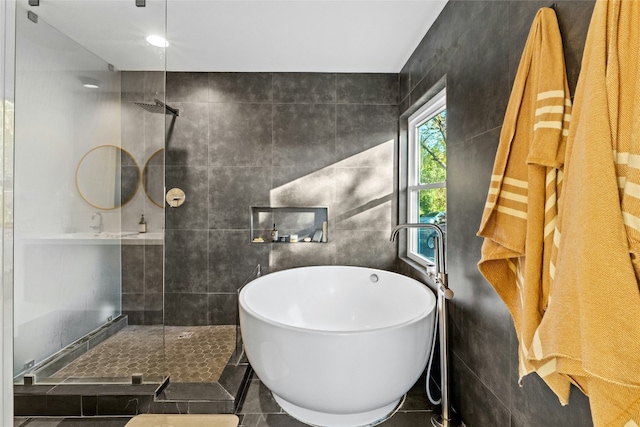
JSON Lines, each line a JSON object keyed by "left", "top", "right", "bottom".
{"left": 431, "top": 413, "right": 465, "bottom": 427}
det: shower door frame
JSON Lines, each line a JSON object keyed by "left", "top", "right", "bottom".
{"left": 1, "top": 0, "right": 17, "bottom": 423}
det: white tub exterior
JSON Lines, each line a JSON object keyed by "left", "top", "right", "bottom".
{"left": 239, "top": 266, "right": 437, "bottom": 427}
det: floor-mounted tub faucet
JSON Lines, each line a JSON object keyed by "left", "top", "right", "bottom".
{"left": 390, "top": 223, "right": 461, "bottom": 427}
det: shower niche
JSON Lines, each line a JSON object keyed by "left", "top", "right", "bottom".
{"left": 250, "top": 207, "right": 328, "bottom": 243}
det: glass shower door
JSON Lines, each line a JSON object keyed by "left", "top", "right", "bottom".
{"left": 12, "top": 0, "right": 167, "bottom": 385}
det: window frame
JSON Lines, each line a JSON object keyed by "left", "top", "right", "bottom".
{"left": 406, "top": 88, "right": 446, "bottom": 266}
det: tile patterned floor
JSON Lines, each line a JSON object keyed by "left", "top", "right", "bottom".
{"left": 51, "top": 325, "right": 236, "bottom": 383}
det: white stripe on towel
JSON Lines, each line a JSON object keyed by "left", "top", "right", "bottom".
{"left": 537, "top": 90, "right": 566, "bottom": 100}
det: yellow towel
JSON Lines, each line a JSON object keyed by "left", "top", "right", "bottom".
{"left": 531, "top": 0, "right": 640, "bottom": 425}
{"left": 477, "top": 6, "right": 572, "bottom": 398}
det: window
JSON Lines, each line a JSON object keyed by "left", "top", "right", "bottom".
{"left": 407, "top": 89, "right": 446, "bottom": 265}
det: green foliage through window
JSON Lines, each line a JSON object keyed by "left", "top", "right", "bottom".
{"left": 407, "top": 89, "right": 446, "bottom": 264}
{"left": 418, "top": 110, "right": 446, "bottom": 217}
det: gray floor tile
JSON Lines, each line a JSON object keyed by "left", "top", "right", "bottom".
{"left": 18, "top": 420, "right": 63, "bottom": 427}
{"left": 237, "top": 379, "right": 282, "bottom": 415}
{"left": 379, "top": 411, "right": 434, "bottom": 426}
{"left": 18, "top": 419, "right": 131, "bottom": 427}
{"left": 240, "top": 413, "right": 307, "bottom": 427}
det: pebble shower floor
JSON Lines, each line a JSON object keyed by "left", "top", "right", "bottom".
{"left": 51, "top": 325, "right": 236, "bottom": 383}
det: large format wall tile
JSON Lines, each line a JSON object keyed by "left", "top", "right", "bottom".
{"left": 165, "top": 293, "right": 209, "bottom": 326}
{"left": 209, "top": 103, "right": 272, "bottom": 167}
{"left": 165, "top": 166, "right": 209, "bottom": 230}
{"left": 273, "top": 104, "right": 336, "bottom": 169}
{"left": 208, "top": 230, "right": 270, "bottom": 293}
{"left": 336, "top": 74, "right": 398, "bottom": 105}
{"left": 207, "top": 294, "right": 237, "bottom": 326}
{"left": 270, "top": 242, "right": 336, "bottom": 272}
{"left": 122, "top": 245, "right": 144, "bottom": 294}
{"left": 334, "top": 230, "right": 396, "bottom": 270}
{"left": 144, "top": 293, "right": 163, "bottom": 325}
{"left": 144, "top": 245, "right": 163, "bottom": 294}
{"left": 511, "top": 368, "right": 594, "bottom": 427}
{"left": 451, "top": 353, "right": 511, "bottom": 427}
{"left": 208, "top": 167, "right": 272, "bottom": 230}
{"left": 208, "top": 72, "right": 273, "bottom": 104}
{"left": 333, "top": 166, "right": 393, "bottom": 231}
{"left": 122, "top": 293, "right": 145, "bottom": 326}
{"left": 164, "top": 229, "right": 208, "bottom": 294}
{"left": 335, "top": 104, "right": 397, "bottom": 167}
{"left": 166, "top": 72, "right": 208, "bottom": 103}
{"left": 448, "top": 4, "right": 510, "bottom": 145}
{"left": 273, "top": 73, "right": 336, "bottom": 104}
{"left": 270, "top": 166, "right": 335, "bottom": 209}
{"left": 446, "top": 132, "right": 512, "bottom": 408}
{"left": 165, "top": 102, "right": 209, "bottom": 167}
{"left": 404, "top": 1, "right": 490, "bottom": 101}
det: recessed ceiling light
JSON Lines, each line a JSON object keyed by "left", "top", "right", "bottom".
{"left": 78, "top": 76, "right": 100, "bottom": 89}
{"left": 146, "top": 35, "right": 168, "bottom": 48}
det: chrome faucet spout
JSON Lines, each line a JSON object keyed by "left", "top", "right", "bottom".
{"left": 89, "top": 212, "right": 103, "bottom": 233}
{"left": 390, "top": 223, "right": 443, "bottom": 241}
{"left": 390, "top": 223, "right": 446, "bottom": 275}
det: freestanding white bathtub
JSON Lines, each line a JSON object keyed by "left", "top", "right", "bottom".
{"left": 239, "top": 265, "right": 437, "bottom": 427}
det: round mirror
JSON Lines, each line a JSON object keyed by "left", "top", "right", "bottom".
{"left": 76, "top": 145, "right": 140, "bottom": 210}
{"left": 143, "top": 148, "right": 165, "bottom": 208}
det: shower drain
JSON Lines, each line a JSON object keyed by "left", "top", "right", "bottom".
{"left": 177, "top": 332, "right": 194, "bottom": 339}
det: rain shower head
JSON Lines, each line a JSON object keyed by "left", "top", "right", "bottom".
{"left": 134, "top": 99, "right": 179, "bottom": 117}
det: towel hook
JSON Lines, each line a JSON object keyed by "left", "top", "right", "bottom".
{"left": 550, "top": 3, "right": 557, "bottom": 11}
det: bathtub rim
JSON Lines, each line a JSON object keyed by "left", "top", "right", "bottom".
{"left": 238, "top": 265, "right": 436, "bottom": 336}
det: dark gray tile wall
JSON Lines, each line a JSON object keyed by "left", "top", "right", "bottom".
{"left": 120, "top": 71, "right": 166, "bottom": 326}
{"left": 160, "top": 72, "right": 398, "bottom": 326}
{"left": 121, "top": 72, "right": 398, "bottom": 325}
{"left": 121, "top": 245, "right": 163, "bottom": 325}
{"left": 398, "top": 1, "right": 595, "bottom": 426}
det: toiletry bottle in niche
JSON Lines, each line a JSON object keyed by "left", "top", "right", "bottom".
{"left": 138, "top": 215, "right": 147, "bottom": 233}
{"left": 271, "top": 223, "right": 278, "bottom": 242}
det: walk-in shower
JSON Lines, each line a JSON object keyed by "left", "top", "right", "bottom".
{"left": 11, "top": 0, "right": 250, "bottom": 418}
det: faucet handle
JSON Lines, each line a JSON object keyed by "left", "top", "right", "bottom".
{"left": 439, "top": 282, "right": 455, "bottom": 299}
{"left": 426, "top": 264, "right": 438, "bottom": 280}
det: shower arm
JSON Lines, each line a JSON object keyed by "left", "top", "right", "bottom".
{"left": 155, "top": 99, "right": 179, "bottom": 117}
{"left": 390, "top": 223, "right": 460, "bottom": 427}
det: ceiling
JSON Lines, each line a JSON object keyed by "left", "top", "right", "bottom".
{"left": 23, "top": 0, "right": 448, "bottom": 73}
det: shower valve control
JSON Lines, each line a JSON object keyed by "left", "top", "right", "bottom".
{"left": 166, "top": 188, "right": 186, "bottom": 208}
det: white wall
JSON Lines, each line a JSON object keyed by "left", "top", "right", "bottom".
{"left": 13, "top": 5, "right": 123, "bottom": 376}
